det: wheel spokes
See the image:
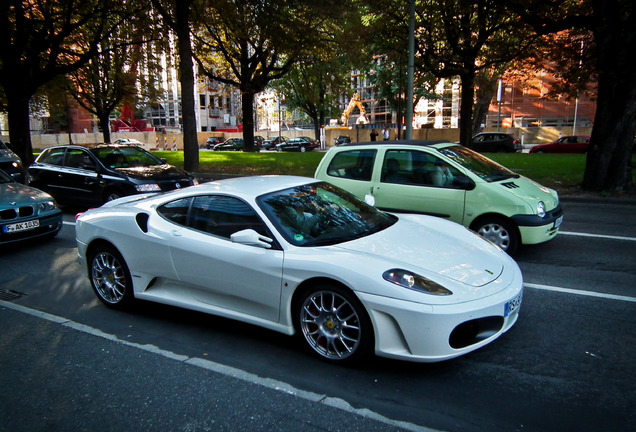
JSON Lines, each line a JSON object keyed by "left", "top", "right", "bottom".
{"left": 300, "top": 291, "right": 362, "bottom": 360}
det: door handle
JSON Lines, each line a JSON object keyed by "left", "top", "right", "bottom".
{"left": 170, "top": 230, "right": 182, "bottom": 237}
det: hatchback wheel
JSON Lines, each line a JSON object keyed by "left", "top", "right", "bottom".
{"left": 295, "top": 285, "right": 372, "bottom": 363}
{"left": 473, "top": 217, "right": 519, "bottom": 254}
{"left": 88, "top": 244, "right": 134, "bottom": 308}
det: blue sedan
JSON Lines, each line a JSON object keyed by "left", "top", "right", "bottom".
{"left": 0, "top": 169, "right": 63, "bottom": 245}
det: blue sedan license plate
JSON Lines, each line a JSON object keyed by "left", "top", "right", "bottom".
{"left": 4, "top": 219, "right": 40, "bottom": 233}
{"left": 505, "top": 292, "right": 523, "bottom": 317}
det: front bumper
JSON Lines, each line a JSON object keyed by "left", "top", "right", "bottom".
{"left": 0, "top": 212, "right": 63, "bottom": 244}
{"left": 356, "top": 275, "right": 523, "bottom": 362}
{"left": 512, "top": 204, "right": 563, "bottom": 245}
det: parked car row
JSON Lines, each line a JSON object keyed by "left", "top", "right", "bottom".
{"left": 5, "top": 137, "right": 563, "bottom": 365}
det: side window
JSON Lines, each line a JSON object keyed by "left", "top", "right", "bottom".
{"left": 382, "top": 150, "right": 461, "bottom": 189}
{"left": 326, "top": 149, "right": 377, "bottom": 181}
{"left": 38, "top": 148, "right": 66, "bottom": 166}
{"left": 188, "top": 195, "right": 268, "bottom": 239}
{"left": 381, "top": 150, "right": 413, "bottom": 184}
{"left": 66, "top": 149, "right": 96, "bottom": 170}
{"left": 157, "top": 197, "right": 192, "bottom": 226}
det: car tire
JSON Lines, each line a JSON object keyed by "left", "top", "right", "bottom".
{"left": 472, "top": 216, "right": 519, "bottom": 255}
{"left": 294, "top": 284, "right": 372, "bottom": 363}
{"left": 88, "top": 244, "right": 134, "bottom": 309}
{"left": 300, "top": 146, "right": 307, "bottom": 153}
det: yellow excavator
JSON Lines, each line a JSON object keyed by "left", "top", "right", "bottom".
{"left": 340, "top": 93, "right": 368, "bottom": 125}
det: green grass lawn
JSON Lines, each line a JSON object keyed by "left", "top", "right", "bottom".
{"left": 156, "top": 150, "right": 636, "bottom": 195}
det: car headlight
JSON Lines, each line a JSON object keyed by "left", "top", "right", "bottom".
{"left": 383, "top": 269, "right": 453, "bottom": 296}
{"left": 537, "top": 201, "right": 546, "bottom": 217}
{"left": 135, "top": 183, "right": 161, "bottom": 192}
{"left": 38, "top": 200, "right": 58, "bottom": 213}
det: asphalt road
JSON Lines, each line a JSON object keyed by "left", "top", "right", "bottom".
{"left": 1, "top": 198, "right": 635, "bottom": 432}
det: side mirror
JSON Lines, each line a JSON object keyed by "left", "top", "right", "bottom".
{"left": 230, "top": 229, "right": 273, "bottom": 249}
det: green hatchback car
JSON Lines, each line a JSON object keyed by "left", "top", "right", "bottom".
{"left": 314, "top": 141, "right": 563, "bottom": 254}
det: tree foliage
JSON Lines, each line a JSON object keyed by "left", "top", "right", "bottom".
{"left": 270, "top": 2, "right": 365, "bottom": 139}
{"left": 510, "top": 0, "right": 635, "bottom": 193}
{"left": 192, "top": 0, "right": 347, "bottom": 151}
{"left": 0, "top": 0, "right": 120, "bottom": 164}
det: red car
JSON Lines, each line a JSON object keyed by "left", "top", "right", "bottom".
{"left": 529, "top": 135, "right": 590, "bottom": 154}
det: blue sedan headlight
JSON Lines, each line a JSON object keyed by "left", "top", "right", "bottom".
{"left": 383, "top": 269, "right": 453, "bottom": 296}
{"left": 37, "top": 200, "right": 58, "bottom": 213}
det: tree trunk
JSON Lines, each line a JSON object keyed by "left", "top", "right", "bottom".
{"left": 99, "top": 113, "right": 111, "bottom": 144}
{"left": 459, "top": 71, "right": 476, "bottom": 147}
{"left": 6, "top": 92, "right": 34, "bottom": 166}
{"left": 175, "top": 0, "right": 199, "bottom": 172}
{"left": 242, "top": 91, "right": 256, "bottom": 152}
{"left": 583, "top": 3, "right": 636, "bottom": 193}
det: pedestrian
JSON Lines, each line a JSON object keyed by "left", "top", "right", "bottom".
{"left": 370, "top": 130, "right": 378, "bottom": 141}
{"left": 382, "top": 128, "right": 390, "bottom": 140}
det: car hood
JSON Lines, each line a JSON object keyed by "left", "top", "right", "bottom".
{"left": 0, "top": 182, "right": 52, "bottom": 204}
{"left": 331, "top": 216, "right": 506, "bottom": 289}
{"left": 114, "top": 164, "right": 190, "bottom": 180}
{"left": 497, "top": 175, "right": 559, "bottom": 210}
{"left": 0, "top": 148, "right": 20, "bottom": 162}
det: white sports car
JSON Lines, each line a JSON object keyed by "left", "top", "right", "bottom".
{"left": 75, "top": 176, "right": 523, "bottom": 363}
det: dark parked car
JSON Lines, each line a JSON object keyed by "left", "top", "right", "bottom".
{"left": 213, "top": 138, "right": 246, "bottom": 151}
{"left": 299, "top": 136, "right": 320, "bottom": 149}
{"left": 254, "top": 135, "right": 265, "bottom": 148}
{"left": 28, "top": 144, "right": 196, "bottom": 207}
{"left": 205, "top": 137, "right": 222, "bottom": 149}
{"left": 262, "top": 136, "right": 287, "bottom": 150}
{"left": 0, "top": 139, "right": 27, "bottom": 183}
{"left": 334, "top": 135, "right": 352, "bottom": 146}
{"left": 469, "top": 133, "right": 521, "bottom": 153}
{"left": 529, "top": 135, "right": 590, "bottom": 154}
{"left": 0, "top": 168, "right": 63, "bottom": 245}
{"left": 275, "top": 137, "right": 317, "bottom": 152}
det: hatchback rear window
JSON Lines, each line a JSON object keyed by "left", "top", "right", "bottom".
{"left": 326, "top": 149, "right": 376, "bottom": 181}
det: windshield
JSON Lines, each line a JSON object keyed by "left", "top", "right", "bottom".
{"left": 258, "top": 181, "right": 397, "bottom": 247}
{"left": 91, "top": 146, "right": 163, "bottom": 169}
{"left": 438, "top": 145, "right": 518, "bottom": 182}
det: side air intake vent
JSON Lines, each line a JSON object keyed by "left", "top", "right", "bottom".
{"left": 135, "top": 213, "right": 150, "bottom": 233}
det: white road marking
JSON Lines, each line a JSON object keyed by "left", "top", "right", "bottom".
{"left": 525, "top": 283, "right": 636, "bottom": 303}
{"left": 559, "top": 231, "right": 636, "bottom": 242}
{"left": 0, "top": 300, "right": 438, "bottom": 432}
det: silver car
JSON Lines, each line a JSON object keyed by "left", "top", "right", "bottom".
{"left": 0, "top": 169, "right": 63, "bottom": 245}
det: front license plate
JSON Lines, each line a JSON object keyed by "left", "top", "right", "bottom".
{"left": 554, "top": 215, "right": 563, "bottom": 228}
{"left": 3, "top": 219, "right": 40, "bottom": 233}
{"left": 505, "top": 292, "right": 523, "bottom": 317}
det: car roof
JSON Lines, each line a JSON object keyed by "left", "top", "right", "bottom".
{"left": 42, "top": 144, "right": 141, "bottom": 151}
{"left": 139, "top": 175, "right": 317, "bottom": 204}
{"left": 337, "top": 140, "right": 452, "bottom": 148}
